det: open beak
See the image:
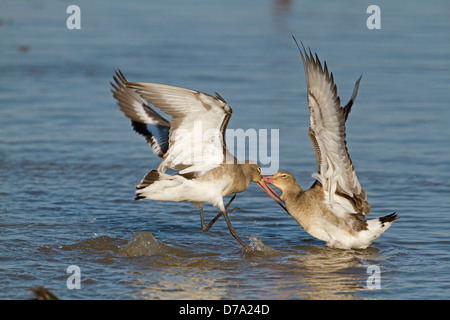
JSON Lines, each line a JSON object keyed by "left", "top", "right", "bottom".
{"left": 262, "top": 176, "right": 281, "bottom": 200}
{"left": 257, "top": 177, "right": 288, "bottom": 213}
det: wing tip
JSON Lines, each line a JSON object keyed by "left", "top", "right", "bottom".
{"left": 292, "top": 35, "right": 307, "bottom": 65}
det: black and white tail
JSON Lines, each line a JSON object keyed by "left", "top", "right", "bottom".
{"left": 358, "top": 212, "right": 399, "bottom": 248}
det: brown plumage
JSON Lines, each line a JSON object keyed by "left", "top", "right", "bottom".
{"left": 260, "top": 39, "right": 398, "bottom": 249}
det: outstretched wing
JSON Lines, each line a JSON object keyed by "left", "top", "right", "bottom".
{"left": 295, "top": 39, "right": 371, "bottom": 218}
{"left": 111, "top": 70, "right": 170, "bottom": 157}
{"left": 126, "top": 81, "right": 235, "bottom": 175}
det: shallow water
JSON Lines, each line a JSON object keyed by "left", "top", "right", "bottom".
{"left": 1, "top": 0, "right": 450, "bottom": 300}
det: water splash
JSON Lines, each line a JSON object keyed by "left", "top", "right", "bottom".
{"left": 247, "top": 235, "right": 281, "bottom": 257}
{"left": 119, "top": 232, "right": 171, "bottom": 257}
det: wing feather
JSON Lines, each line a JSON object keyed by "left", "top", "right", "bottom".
{"left": 111, "top": 70, "right": 170, "bottom": 158}
{"left": 294, "top": 38, "right": 371, "bottom": 218}
{"left": 126, "top": 81, "right": 234, "bottom": 174}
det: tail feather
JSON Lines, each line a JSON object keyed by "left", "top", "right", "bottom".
{"left": 133, "top": 170, "right": 189, "bottom": 202}
{"left": 135, "top": 170, "right": 160, "bottom": 190}
{"left": 135, "top": 170, "right": 160, "bottom": 200}
{"left": 379, "top": 211, "right": 399, "bottom": 226}
{"left": 354, "top": 211, "right": 398, "bottom": 249}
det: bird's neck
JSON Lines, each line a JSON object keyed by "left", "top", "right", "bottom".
{"left": 280, "top": 184, "right": 303, "bottom": 203}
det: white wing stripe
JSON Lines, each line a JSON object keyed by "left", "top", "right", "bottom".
{"left": 126, "top": 82, "right": 232, "bottom": 174}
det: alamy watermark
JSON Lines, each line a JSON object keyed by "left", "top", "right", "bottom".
{"left": 366, "top": 265, "right": 381, "bottom": 290}
{"left": 366, "top": 5, "right": 381, "bottom": 30}
{"left": 167, "top": 121, "right": 280, "bottom": 174}
{"left": 66, "top": 5, "right": 81, "bottom": 30}
{"left": 64, "top": 4, "right": 381, "bottom": 174}
{"left": 66, "top": 265, "right": 81, "bottom": 289}
{"left": 68, "top": 5, "right": 382, "bottom": 31}
{"left": 64, "top": 264, "right": 382, "bottom": 293}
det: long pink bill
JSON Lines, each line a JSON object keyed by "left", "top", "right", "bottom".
{"left": 257, "top": 179, "right": 288, "bottom": 213}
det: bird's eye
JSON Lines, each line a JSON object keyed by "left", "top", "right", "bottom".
{"left": 258, "top": 167, "right": 262, "bottom": 173}
{"left": 281, "top": 174, "right": 287, "bottom": 178}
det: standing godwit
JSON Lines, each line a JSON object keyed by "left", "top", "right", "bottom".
{"left": 111, "top": 71, "right": 283, "bottom": 251}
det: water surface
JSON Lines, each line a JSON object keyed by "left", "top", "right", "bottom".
{"left": 1, "top": 0, "right": 449, "bottom": 300}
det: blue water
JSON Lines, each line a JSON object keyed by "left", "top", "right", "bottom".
{"left": 1, "top": 0, "right": 449, "bottom": 300}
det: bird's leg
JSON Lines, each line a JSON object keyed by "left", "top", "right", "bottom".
{"left": 200, "top": 205, "right": 210, "bottom": 232}
{"left": 224, "top": 193, "right": 239, "bottom": 213}
{"left": 222, "top": 210, "right": 252, "bottom": 253}
{"left": 201, "top": 194, "right": 239, "bottom": 232}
